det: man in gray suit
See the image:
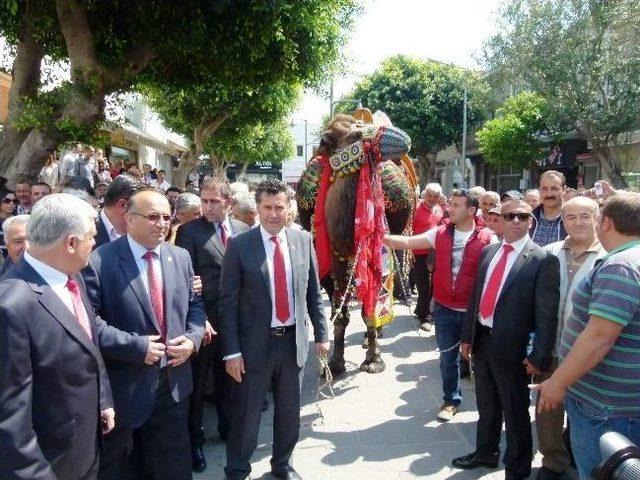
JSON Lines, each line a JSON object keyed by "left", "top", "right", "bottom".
{"left": 219, "top": 179, "right": 329, "bottom": 480}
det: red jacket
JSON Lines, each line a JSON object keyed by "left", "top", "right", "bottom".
{"left": 432, "top": 224, "right": 494, "bottom": 310}
{"left": 412, "top": 202, "right": 444, "bottom": 255}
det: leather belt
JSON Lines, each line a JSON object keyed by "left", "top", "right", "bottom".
{"left": 269, "top": 325, "right": 296, "bottom": 336}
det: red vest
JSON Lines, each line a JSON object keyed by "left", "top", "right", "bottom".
{"left": 432, "top": 224, "right": 494, "bottom": 310}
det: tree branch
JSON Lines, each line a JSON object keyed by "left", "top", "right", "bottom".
{"left": 56, "top": 0, "right": 100, "bottom": 85}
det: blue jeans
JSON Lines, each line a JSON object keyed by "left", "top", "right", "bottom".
{"left": 433, "top": 303, "right": 464, "bottom": 407}
{"left": 565, "top": 394, "right": 640, "bottom": 480}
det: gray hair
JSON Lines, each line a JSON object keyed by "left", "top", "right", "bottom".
{"left": 229, "top": 181, "right": 249, "bottom": 196}
{"left": 174, "top": 192, "right": 201, "bottom": 215}
{"left": 469, "top": 186, "right": 487, "bottom": 197}
{"left": 28, "top": 193, "right": 97, "bottom": 248}
{"left": 482, "top": 191, "right": 501, "bottom": 203}
{"left": 2, "top": 214, "right": 30, "bottom": 239}
{"left": 232, "top": 190, "right": 257, "bottom": 213}
{"left": 422, "top": 183, "right": 443, "bottom": 197}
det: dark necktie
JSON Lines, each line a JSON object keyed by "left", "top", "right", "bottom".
{"left": 270, "top": 236, "right": 290, "bottom": 323}
{"left": 219, "top": 223, "right": 227, "bottom": 247}
{"left": 65, "top": 277, "right": 93, "bottom": 340}
{"left": 142, "top": 251, "right": 166, "bottom": 340}
{"left": 479, "top": 244, "right": 514, "bottom": 319}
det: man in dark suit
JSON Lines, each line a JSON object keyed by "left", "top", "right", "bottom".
{"left": 454, "top": 198, "right": 560, "bottom": 480}
{"left": 219, "top": 179, "right": 329, "bottom": 480}
{"left": 175, "top": 177, "right": 249, "bottom": 472}
{"left": 0, "top": 193, "right": 114, "bottom": 480}
{"left": 94, "top": 174, "right": 143, "bottom": 248}
{"left": 85, "top": 189, "right": 205, "bottom": 480}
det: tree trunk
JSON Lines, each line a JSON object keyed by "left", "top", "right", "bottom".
{"left": 416, "top": 153, "right": 437, "bottom": 189}
{"left": 592, "top": 144, "right": 627, "bottom": 189}
{"left": 172, "top": 147, "right": 197, "bottom": 189}
{"left": 0, "top": 20, "right": 44, "bottom": 180}
{"left": 210, "top": 154, "right": 229, "bottom": 179}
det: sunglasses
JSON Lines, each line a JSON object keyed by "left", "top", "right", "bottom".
{"left": 131, "top": 212, "right": 172, "bottom": 223}
{"left": 2, "top": 198, "right": 18, "bottom": 204}
{"left": 502, "top": 212, "right": 532, "bottom": 222}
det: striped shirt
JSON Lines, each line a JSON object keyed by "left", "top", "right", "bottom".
{"left": 560, "top": 241, "right": 640, "bottom": 415}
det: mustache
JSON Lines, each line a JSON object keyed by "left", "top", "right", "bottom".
{"left": 544, "top": 196, "right": 557, "bottom": 200}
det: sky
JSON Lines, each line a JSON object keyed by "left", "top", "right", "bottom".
{"left": 293, "top": 0, "right": 504, "bottom": 125}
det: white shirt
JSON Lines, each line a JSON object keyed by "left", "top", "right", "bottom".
{"left": 127, "top": 235, "right": 163, "bottom": 295}
{"left": 100, "top": 209, "right": 121, "bottom": 242}
{"left": 479, "top": 234, "right": 530, "bottom": 327}
{"left": 260, "top": 225, "right": 296, "bottom": 327}
{"left": 157, "top": 180, "right": 171, "bottom": 192}
{"left": 23, "top": 252, "right": 81, "bottom": 318}
{"left": 215, "top": 217, "right": 234, "bottom": 245}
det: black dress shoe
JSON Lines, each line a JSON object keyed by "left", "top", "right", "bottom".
{"left": 452, "top": 451, "right": 499, "bottom": 469}
{"left": 192, "top": 445, "right": 207, "bottom": 472}
{"left": 271, "top": 466, "right": 303, "bottom": 480}
{"left": 536, "top": 466, "right": 563, "bottom": 480}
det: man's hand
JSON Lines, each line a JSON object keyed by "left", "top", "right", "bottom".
{"left": 225, "top": 356, "right": 246, "bottom": 383}
{"left": 192, "top": 275, "right": 203, "bottom": 295}
{"left": 531, "top": 377, "right": 567, "bottom": 413}
{"left": 144, "top": 335, "right": 166, "bottom": 365}
{"left": 101, "top": 408, "right": 115, "bottom": 434}
{"left": 203, "top": 320, "right": 216, "bottom": 346}
{"left": 166, "top": 335, "right": 196, "bottom": 367}
{"left": 461, "top": 342, "right": 471, "bottom": 361}
{"left": 315, "top": 341, "right": 330, "bottom": 356}
{"left": 523, "top": 358, "right": 542, "bottom": 376}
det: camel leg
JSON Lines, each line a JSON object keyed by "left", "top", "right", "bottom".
{"left": 329, "top": 305, "right": 349, "bottom": 376}
{"left": 360, "top": 320, "right": 385, "bottom": 374}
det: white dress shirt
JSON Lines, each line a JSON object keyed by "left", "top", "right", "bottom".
{"left": 260, "top": 225, "right": 296, "bottom": 327}
{"left": 479, "top": 234, "right": 530, "bottom": 327}
{"left": 100, "top": 209, "right": 122, "bottom": 242}
{"left": 127, "top": 235, "right": 163, "bottom": 295}
{"left": 215, "top": 217, "right": 234, "bottom": 245}
{"left": 23, "top": 252, "right": 83, "bottom": 318}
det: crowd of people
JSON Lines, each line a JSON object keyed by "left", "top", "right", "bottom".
{"left": 0, "top": 161, "right": 639, "bottom": 480}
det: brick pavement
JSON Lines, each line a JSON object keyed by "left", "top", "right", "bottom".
{"left": 196, "top": 298, "right": 577, "bottom": 480}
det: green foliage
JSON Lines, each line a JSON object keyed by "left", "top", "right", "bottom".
{"left": 484, "top": 0, "right": 640, "bottom": 184}
{"left": 342, "top": 55, "right": 488, "bottom": 158}
{"left": 477, "top": 91, "right": 555, "bottom": 169}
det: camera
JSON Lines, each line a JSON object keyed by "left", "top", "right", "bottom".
{"left": 593, "top": 432, "right": 640, "bottom": 479}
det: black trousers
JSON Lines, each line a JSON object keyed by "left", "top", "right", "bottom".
{"left": 188, "top": 339, "right": 231, "bottom": 445}
{"left": 413, "top": 254, "right": 433, "bottom": 320}
{"left": 98, "top": 370, "right": 192, "bottom": 480}
{"left": 473, "top": 327, "right": 532, "bottom": 478}
{"left": 225, "top": 331, "right": 301, "bottom": 480}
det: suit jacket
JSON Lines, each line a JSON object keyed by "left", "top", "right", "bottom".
{"left": 0, "top": 260, "right": 113, "bottom": 480}
{"left": 175, "top": 216, "right": 249, "bottom": 324}
{"left": 462, "top": 238, "right": 560, "bottom": 371}
{"left": 94, "top": 213, "right": 110, "bottom": 249}
{"left": 218, "top": 226, "right": 329, "bottom": 369}
{"left": 84, "top": 236, "right": 205, "bottom": 428}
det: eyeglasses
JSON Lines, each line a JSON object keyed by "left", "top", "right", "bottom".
{"left": 2, "top": 198, "right": 18, "bottom": 204}
{"left": 131, "top": 212, "right": 172, "bottom": 223}
{"left": 502, "top": 212, "right": 532, "bottom": 222}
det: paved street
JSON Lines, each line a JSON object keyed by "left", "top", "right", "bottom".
{"left": 197, "top": 297, "right": 577, "bottom": 480}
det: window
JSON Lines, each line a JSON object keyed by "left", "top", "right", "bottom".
{"left": 296, "top": 145, "right": 304, "bottom": 157}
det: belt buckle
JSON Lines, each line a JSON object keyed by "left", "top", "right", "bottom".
{"left": 273, "top": 326, "right": 286, "bottom": 336}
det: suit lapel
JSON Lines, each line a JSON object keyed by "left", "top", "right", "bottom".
{"left": 497, "top": 240, "right": 535, "bottom": 304}
{"left": 159, "top": 243, "right": 176, "bottom": 310}
{"left": 285, "top": 228, "right": 299, "bottom": 300}
{"left": 117, "top": 238, "right": 161, "bottom": 334}
{"left": 205, "top": 218, "right": 225, "bottom": 256}
{"left": 252, "top": 228, "right": 272, "bottom": 296}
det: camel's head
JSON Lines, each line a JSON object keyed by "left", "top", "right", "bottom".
{"left": 319, "top": 114, "right": 411, "bottom": 178}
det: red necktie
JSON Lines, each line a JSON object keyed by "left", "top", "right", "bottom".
{"left": 143, "top": 251, "right": 166, "bottom": 340}
{"left": 270, "top": 236, "right": 290, "bottom": 323}
{"left": 65, "top": 277, "right": 93, "bottom": 340}
{"left": 219, "top": 223, "right": 227, "bottom": 247}
{"left": 479, "top": 244, "right": 515, "bottom": 319}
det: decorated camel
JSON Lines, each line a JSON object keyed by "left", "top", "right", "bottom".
{"left": 297, "top": 111, "right": 416, "bottom": 376}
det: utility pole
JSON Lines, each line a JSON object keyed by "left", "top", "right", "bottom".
{"left": 329, "top": 82, "right": 334, "bottom": 118}
{"left": 461, "top": 86, "right": 468, "bottom": 187}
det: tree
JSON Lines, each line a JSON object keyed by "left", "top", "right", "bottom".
{"left": 0, "top": 0, "right": 357, "bottom": 184}
{"left": 339, "top": 55, "right": 487, "bottom": 186}
{"left": 484, "top": 0, "right": 640, "bottom": 187}
{"left": 205, "top": 119, "right": 295, "bottom": 178}
{"left": 142, "top": 78, "right": 300, "bottom": 187}
{"left": 477, "top": 91, "right": 557, "bottom": 169}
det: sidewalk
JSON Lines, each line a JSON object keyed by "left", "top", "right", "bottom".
{"left": 196, "top": 298, "right": 576, "bottom": 479}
